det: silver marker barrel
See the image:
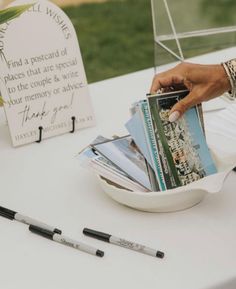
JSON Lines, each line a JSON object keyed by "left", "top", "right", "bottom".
{"left": 0, "top": 205, "right": 61, "bottom": 234}
{"left": 53, "top": 234, "right": 104, "bottom": 257}
{"left": 109, "top": 236, "right": 164, "bottom": 258}
{"left": 83, "top": 228, "right": 164, "bottom": 259}
{"left": 29, "top": 225, "right": 104, "bottom": 257}
{"left": 15, "top": 213, "right": 61, "bottom": 234}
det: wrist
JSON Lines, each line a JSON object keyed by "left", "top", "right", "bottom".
{"left": 217, "top": 64, "right": 231, "bottom": 92}
{"left": 222, "top": 59, "right": 236, "bottom": 99}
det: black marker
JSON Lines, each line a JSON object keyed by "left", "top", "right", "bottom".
{"left": 29, "top": 225, "right": 104, "bottom": 257}
{"left": 0, "top": 205, "right": 61, "bottom": 234}
{"left": 83, "top": 228, "right": 164, "bottom": 259}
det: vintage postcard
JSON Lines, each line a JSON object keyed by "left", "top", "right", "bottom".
{"left": 147, "top": 90, "right": 217, "bottom": 189}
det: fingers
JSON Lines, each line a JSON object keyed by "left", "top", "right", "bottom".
{"left": 150, "top": 74, "right": 185, "bottom": 94}
{"left": 150, "top": 62, "right": 192, "bottom": 93}
{"left": 150, "top": 63, "right": 205, "bottom": 122}
{"left": 168, "top": 90, "right": 201, "bottom": 122}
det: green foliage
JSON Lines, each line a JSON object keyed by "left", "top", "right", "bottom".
{"left": 0, "top": 4, "right": 33, "bottom": 106}
{"left": 0, "top": 4, "right": 33, "bottom": 26}
{"left": 0, "top": 96, "right": 3, "bottom": 106}
{"left": 63, "top": 0, "right": 236, "bottom": 83}
{"left": 63, "top": 0, "right": 154, "bottom": 83}
{"left": 201, "top": 0, "right": 236, "bottom": 26}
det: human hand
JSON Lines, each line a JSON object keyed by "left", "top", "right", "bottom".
{"left": 150, "top": 62, "right": 231, "bottom": 122}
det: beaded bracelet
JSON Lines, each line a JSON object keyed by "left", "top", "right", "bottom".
{"left": 222, "top": 58, "right": 236, "bottom": 99}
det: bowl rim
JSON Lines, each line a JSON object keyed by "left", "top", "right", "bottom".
{"left": 98, "top": 165, "right": 234, "bottom": 197}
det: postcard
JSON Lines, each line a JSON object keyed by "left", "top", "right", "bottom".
{"left": 92, "top": 135, "right": 152, "bottom": 190}
{"left": 148, "top": 90, "right": 217, "bottom": 188}
{"left": 125, "top": 110, "right": 153, "bottom": 167}
{"left": 77, "top": 135, "right": 148, "bottom": 192}
{"left": 90, "top": 159, "right": 149, "bottom": 192}
{"left": 125, "top": 102, "right": 160, "bottom": 191}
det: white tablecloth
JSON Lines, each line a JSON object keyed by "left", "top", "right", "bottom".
{"left": 0, "top": 48, "right": 236, "bottom": 289}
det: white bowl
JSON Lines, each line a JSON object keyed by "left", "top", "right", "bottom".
{"left": 97, "top": 151, "right": 236, "bottom": 212}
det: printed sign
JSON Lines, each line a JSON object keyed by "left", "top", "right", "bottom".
{"left": 0, "top": 0, "right": 95, "bottom": 146}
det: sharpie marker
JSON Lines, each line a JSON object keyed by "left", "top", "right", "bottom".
{"left": 29, "top": 225, "right": 104, "bottom": 257}
{"left": 83, "top": 228, "right": 164, "bottom": 259}
{"left": 0, "top": 205, "right": 61, "bottom": 234}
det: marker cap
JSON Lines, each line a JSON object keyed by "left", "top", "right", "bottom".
{"left": 156, "top": 250, "right": 165, "bottom": 259}
{"left": 0, "top": 206, "right": 16, "bottom": 220}
{"left": 96, "top": 250, "right": 104, "bottom": 257}
{"left": 83, "top": 228, "right": 111, "bottom": 242}
{"left": 29, "top": 225, "right": 54, "bottom": 240}
{"left": 54, "top": 228, "right": 62, "bottom": 234}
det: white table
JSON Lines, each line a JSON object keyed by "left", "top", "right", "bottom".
{"left": 1, "top": 48, "right": 236, "bottom": 289}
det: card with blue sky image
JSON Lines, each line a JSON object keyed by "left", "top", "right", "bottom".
{"left": 125, "top": 101, "right": 160, "bottom": 191}
{"left": 92, "top": 135, "right": 152, "bottom": 190}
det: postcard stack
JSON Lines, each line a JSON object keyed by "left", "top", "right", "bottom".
{"left": 78, "top": 90, "right": 217, "bottom": 192}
